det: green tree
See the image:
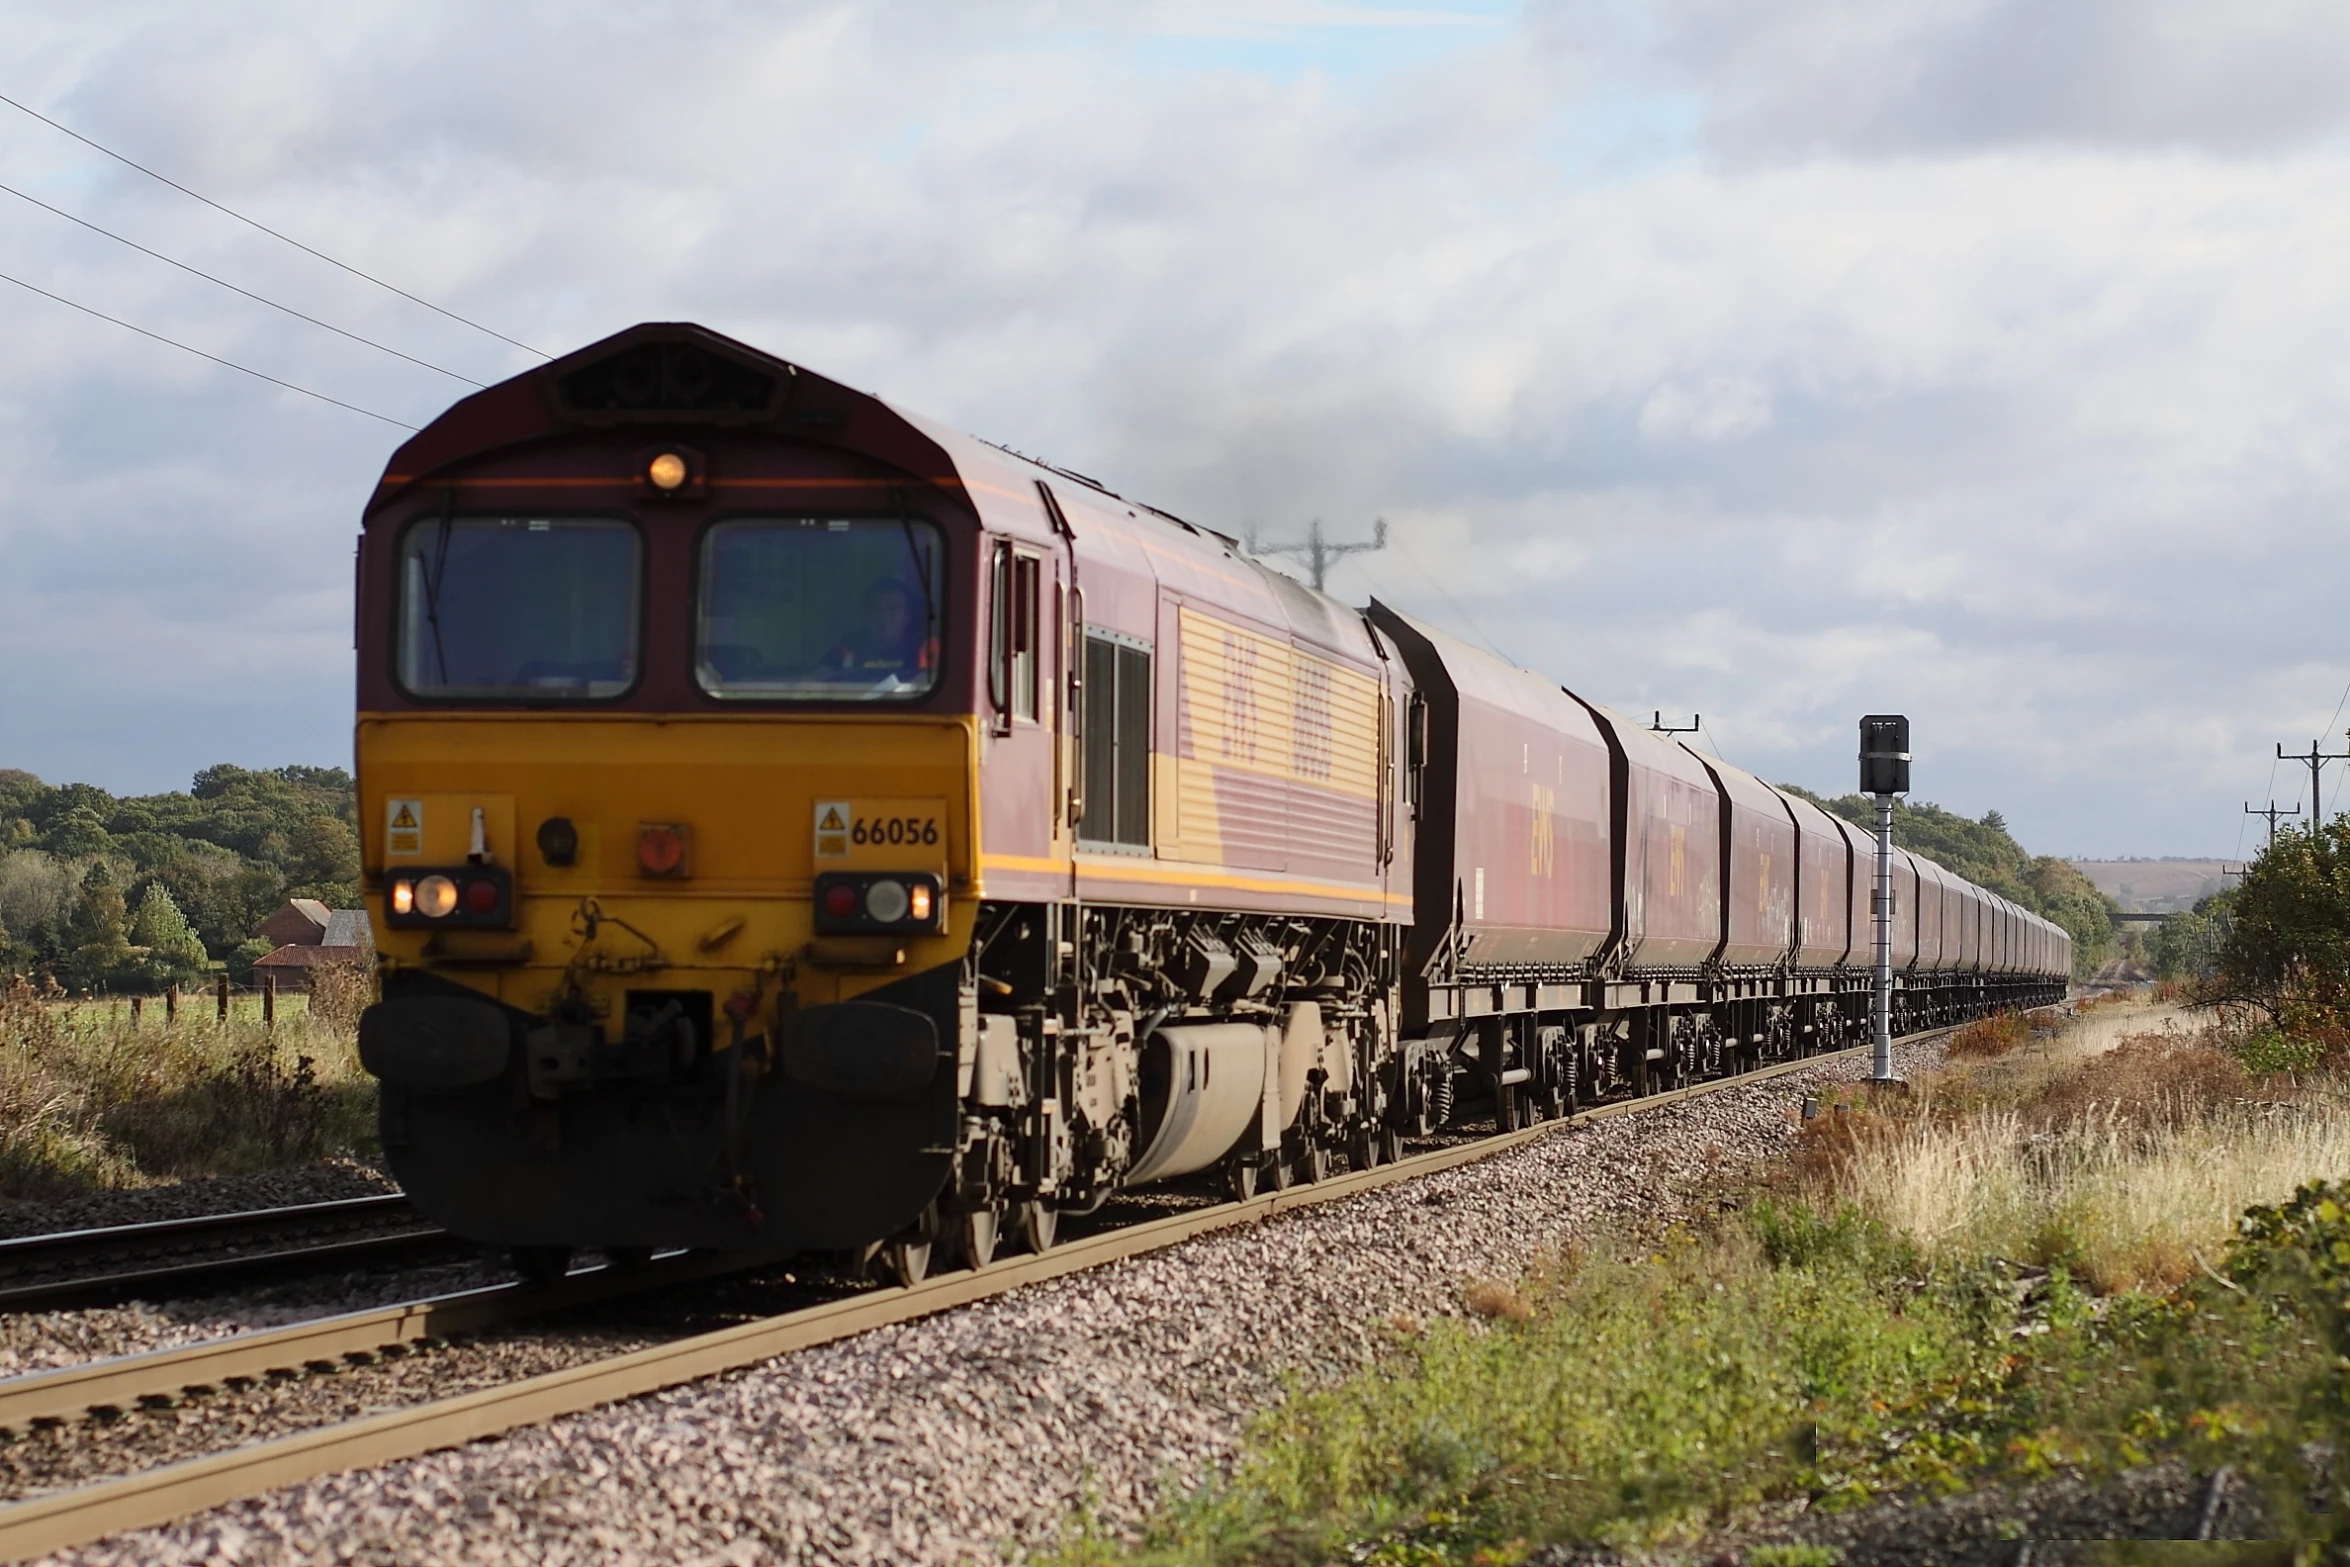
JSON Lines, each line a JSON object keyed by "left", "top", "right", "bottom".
{"left": 282, "top": 814, "right": 360, "bottom": 905}
{"left": 2152, "top": 894, "right": 2229, "bottom": 982}
{"left": 2215, "top": 819, "right": 2350, "bottom": 1027}
{"left": 45, "top": 806, "right": 113, "bottom": 859}
{"left": 63, "top": 861, "right": 136, "bottom": 991}
{"left": 129, "top": 883, "right": 209, "bottom": 984}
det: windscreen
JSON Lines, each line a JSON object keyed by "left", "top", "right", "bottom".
{"left": 697, "top": 519, "right": 944, "bottom": 700}
{"left": 397, "top": 518, "right": 639, "bottom": 699}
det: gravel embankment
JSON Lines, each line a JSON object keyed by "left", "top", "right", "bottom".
{"left": 43, "top": 1038, "right": 1949, "bottom": 1567}
{"left": 0, "top": 1251, "right": 521, "bottom": 1380}
{"left": 0, "top": 1160, "right": 509, "bottom": 1378}
{"left": 0, "top": 1160, "right": 397, "bottom": 1242}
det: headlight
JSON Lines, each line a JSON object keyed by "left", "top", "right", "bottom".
{"left": 415, "top": 874, "right": 459, "bottom": 919}
{"left": 864, "top": 879, "right": 910, "bottom": 923}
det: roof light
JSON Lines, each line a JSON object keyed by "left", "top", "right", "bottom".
{"left": 647, "top": 451, "right": 689, "bottom": 491}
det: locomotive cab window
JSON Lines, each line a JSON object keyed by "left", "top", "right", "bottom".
{"left": 1078, "top": 631, "right": 1151, "bottom": 849}
{"left": 696, "top": 519, "right": 943, "bottom": 700}
{"left": 397, "top": 517, "right": 640, "bottom": 700}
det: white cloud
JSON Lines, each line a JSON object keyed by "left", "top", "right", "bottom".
{"left": 0, "top": 2, "right": 2340, "bottom": 858}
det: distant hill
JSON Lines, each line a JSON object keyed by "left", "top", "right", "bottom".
{"left": 2066, "top": 858, "right": 2231, "bottom": 914}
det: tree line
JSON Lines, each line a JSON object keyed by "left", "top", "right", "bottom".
{"left": 0, "top": 765, "right": 360, "bottom": 993}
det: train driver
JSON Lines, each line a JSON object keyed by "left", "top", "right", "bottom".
{"left": 821, "top": 575, "right": 936, "bottom": 684}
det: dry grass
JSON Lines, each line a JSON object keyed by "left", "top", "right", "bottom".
{"left": 1460, "top": 1277, "right": 1536, "bottom": 1323}
{"left": 0, "top": 977, "right": 378, "bottom": 1201}
{"left": 1944, "top": 1010, "right": 2030, "bottom": 1060}
{"left": 1801, "top": 999, "right": 2350, "bottom": 1294}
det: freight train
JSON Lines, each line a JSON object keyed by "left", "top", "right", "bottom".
{"left": 353, "top": 323, "right": 2070, "bottom": 1282}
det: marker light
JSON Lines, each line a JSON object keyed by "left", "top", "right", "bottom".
{"left": 906, "top": 882, "right": 933, "bottom": 923}
{"left": 637, "top": 823, "right": 689, "bottom": 878}
{"left": 864, "top": 879, "right": 910, "bottom": 924}
{"left": 390, "top": 879, "right": 415, "bottom": 915}
{"left": 647, "top": 451, "right": 689, "bottom": 491}
{"left": 822, "top": 883, "right": 858, "bottom": 921}
{"left": 464, "top": 877, "right": 501, "bottom": 914}
{"left": 415, "top": 874, "right": 459, "bottom": 919}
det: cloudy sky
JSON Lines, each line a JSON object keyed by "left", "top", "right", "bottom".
{"left": 5, "top": 0, "right": 2346, "bottom": 859}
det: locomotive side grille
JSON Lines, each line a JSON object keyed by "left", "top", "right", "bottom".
{"left": 1080, "top": 634, "right": 1152, "bottom": 850}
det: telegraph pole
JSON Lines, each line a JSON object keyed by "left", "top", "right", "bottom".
{"left": 1860, "top": 715, "right": 1911, "bottom": 1084}
{"left": 2245, "top": 799, "right": 2302, "bottom": 848}
{"left": 2276, "top": 733, "right": 2350, "bottom": 833}
{"left": 1247, "top": 517, "right": 1388, "bottom": 592}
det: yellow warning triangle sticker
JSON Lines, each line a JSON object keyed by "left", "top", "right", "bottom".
{"left": 390, "top": 805, "right": 418, "bottom": 829}
{"left": 816, "top": 805, "right": 846, "bottom": 832}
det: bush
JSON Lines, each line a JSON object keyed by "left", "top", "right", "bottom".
{"left": 2231, "top": 1027, "right": 2324, "bottom": 1076}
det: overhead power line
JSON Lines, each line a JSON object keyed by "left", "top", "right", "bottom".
{"left": 0, "top": 90, "right": 548, "bottom": 360}
{"left": 0, "top": 178, "right": 484, "bottom": 385}
{"left": 0, "top": 266, "right": 418, "bottom": 429}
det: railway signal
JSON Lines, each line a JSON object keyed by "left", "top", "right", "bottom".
{"left": 1859, "top": 715, "right": 1911, "bottom": 1083}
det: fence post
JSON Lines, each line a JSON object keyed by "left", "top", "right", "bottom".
{"left": 216, "top": 973, "right": 229, "bottom": 1024}
{"left": 262, "top": 975, "right": 275, "bottom": 1031}
{"left": 165, "top": 986, "right": 177, "bottom": 1023}
{"left": 130, "top": 995, "right": 142, "bottom": 1027}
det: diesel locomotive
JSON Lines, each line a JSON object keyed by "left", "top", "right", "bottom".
{"left": 353, "top": 323, "right": 2070, "bottom": 1282}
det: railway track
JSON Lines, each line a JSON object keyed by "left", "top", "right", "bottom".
{"left": 0, "top": 1195, "right": 458, "bottom": 1312}
{"left": 0, "top": 1029, "right": 1956, "bottom": 1563}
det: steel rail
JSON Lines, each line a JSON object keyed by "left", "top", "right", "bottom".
{"left": 0, "top": 1029, "right": 1954, "bottom": 1563}
{"left": 0, "top": 1195, "right": 448, "bottom": 1312}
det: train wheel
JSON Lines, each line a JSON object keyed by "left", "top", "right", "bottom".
{"left": 603, "top": 1246, "right": 653, "bottom": 1272}
{"left": 1348, "top": 1127, "right": 1381, "bottom": 1171}
{"left": 1379, "top": 1126, "right": 1405, "bottom": 1166}
{"left": 954, "top": 1208, "right": 1000, "bottom": 1271}
{"left": 1495, "top": 1084, "right": 1521, "bottom": 1133}
{"left": 1225, "top": 1159, "right": 1260, "bottom": 1202}
{"left": 1015, "top": 1200, "right": 1058, "bottom": 1255}
{"left": 878, "top": 1237, "right": 931, "bottom": 1287}
{"left": 1299, "top": 1143, "right": 1330, "bottom": 1184}
{"left": 1266, "top": 1154, "right": 1295, "bottom": 1192}
{"left": 511, "top": 1246, "right": 572, "bottom": 1285}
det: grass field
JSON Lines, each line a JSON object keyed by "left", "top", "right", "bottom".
{"left": 0, "top": 974, "right": 378, "bottom": 1202}
{"left": 1054, "top": 997, "right": 2350, "bottom": 1565}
